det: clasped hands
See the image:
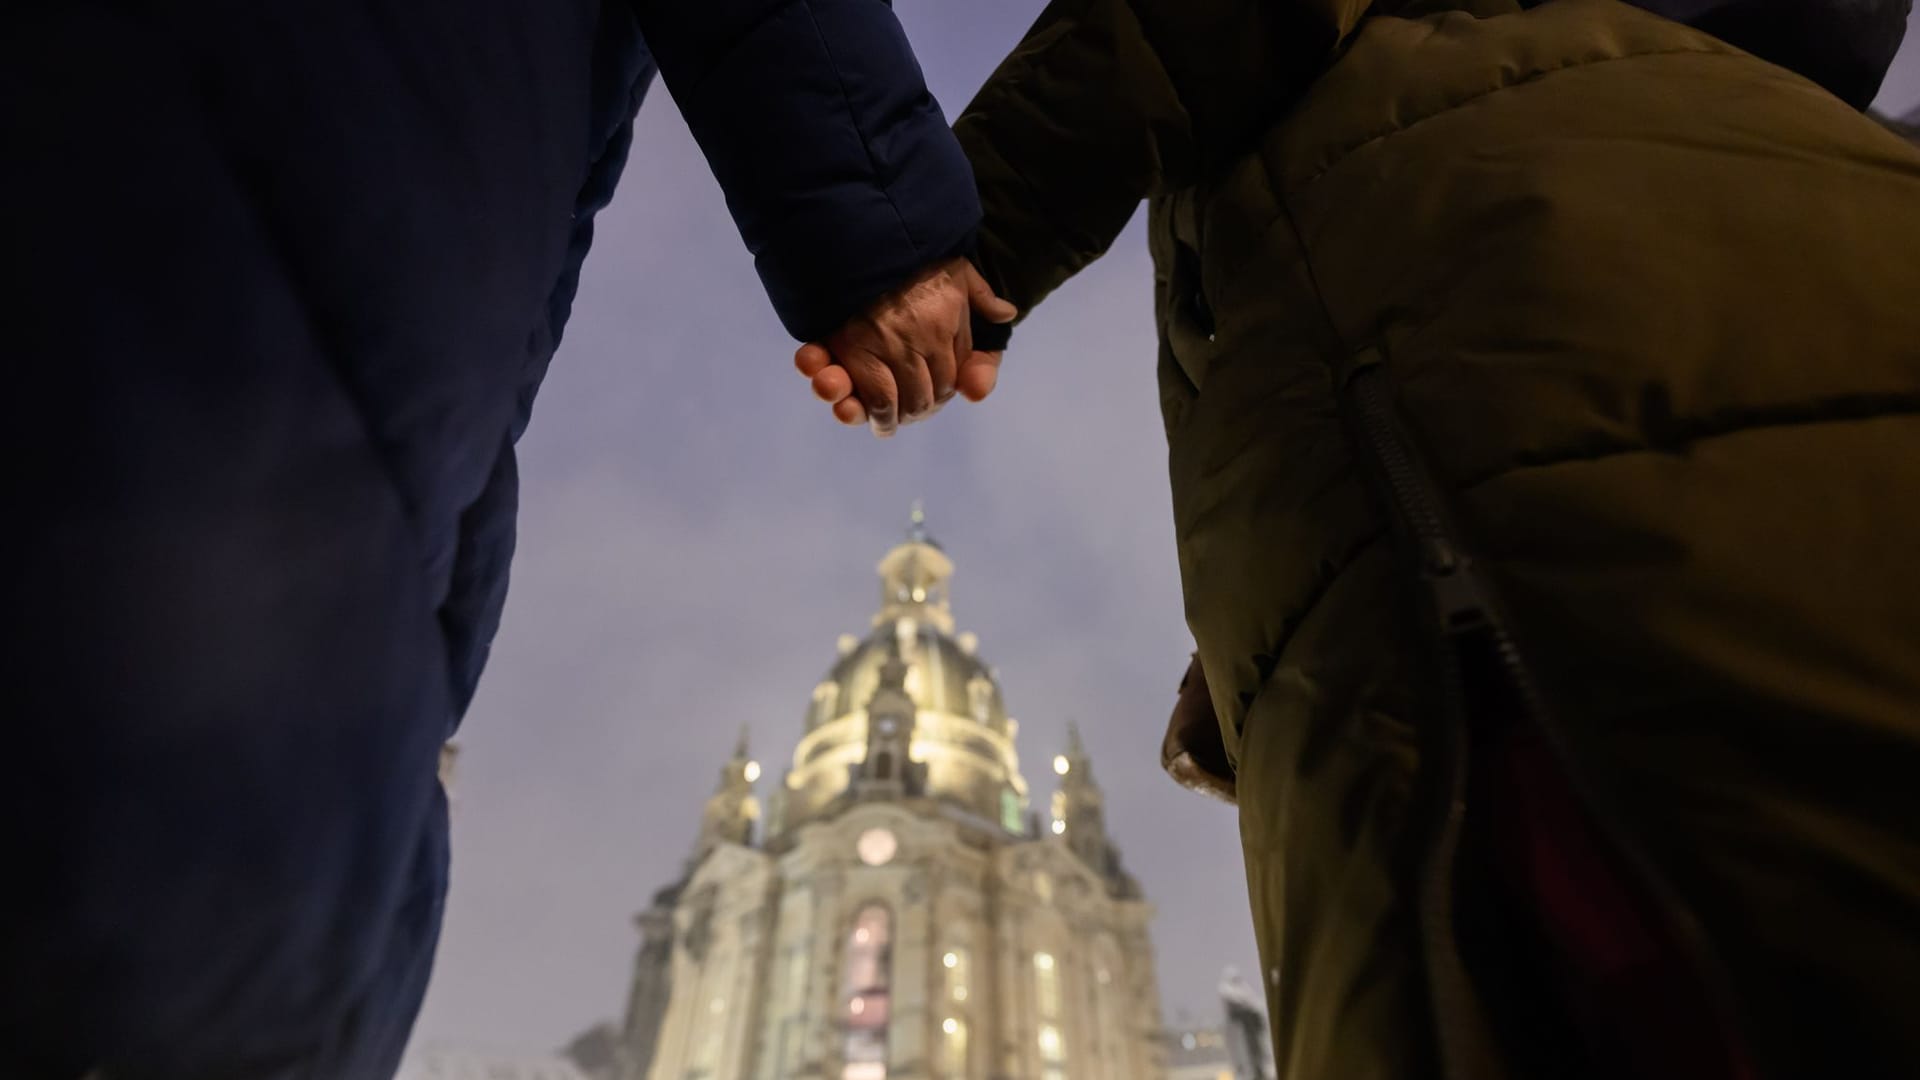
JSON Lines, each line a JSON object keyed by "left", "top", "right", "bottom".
{"left": 793, "top": 257, "right": 1017, "bottom": 437}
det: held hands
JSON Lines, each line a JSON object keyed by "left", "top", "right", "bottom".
{"left": 793, "top": 256, "right": 1017, "bottom": 437}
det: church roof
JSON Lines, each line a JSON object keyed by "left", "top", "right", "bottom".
{"left": 805, "top": 619, "right": 1007, "bottom": 733}
{"left": 804, "top": 509, "right": 1007, "bottom": 733}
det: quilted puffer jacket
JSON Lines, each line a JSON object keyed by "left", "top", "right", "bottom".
{"left": 956, "top": 0, "right": 1920, "bottom": 1075}
{"left": 1, "top": 2, "right": 975, "bottom": 1076}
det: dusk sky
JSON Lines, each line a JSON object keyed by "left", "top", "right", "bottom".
{"left": 409, "top": 2, "right": 1920, "bottom": 1057}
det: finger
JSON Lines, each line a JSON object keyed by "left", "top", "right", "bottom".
{"left": 928, "top": 328, "right": 959, "bottom": 408}
{"left": 811, "top": 365, "right": 853, "bottom": 404}
{"left": 795, "top": 343, "right": 833, "bottom": 378}
{"left": 963, "top": 263, "right": 1018, "bottom": 324}
{"left": 845, "top": 353, "right": 900, "bottom": 438}
{"left": 957, "top": 350, "right": 1002, "bottom": 402}
{"left": 833, "top": 396, "right": 867, "bottom": 425}
{"left": 886, "top": 345, "right": 937, "bottom": 424}
{"left": 939, "top": 303, "right": 972, "bottom": 407}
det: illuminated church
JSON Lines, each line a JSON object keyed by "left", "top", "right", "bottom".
{"left": 612, "top": 512, "right": 1167, "bottom": 1080}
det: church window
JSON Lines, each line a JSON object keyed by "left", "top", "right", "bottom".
{"left": 943, "top": 948, "right": 970, "bottom": 1003}
{"left": 873, "top": 752, "right": 892, "bottom": 780}
{"left": 1034, "top": 952, "right": 1060, "bottom": 1017}
{"left": 841, "top": 906, "right": 893, "bottom": 1079}
{"left": 857, "top": 828, "right": 898, "bottom": 867}
{"left": 1038, "top": 1022, "right": 1067, "bottom": 1080}
{"left": 999, "top": 789, "right": 1023, "bottom": 834}
{"left": 940, "top": 1017, "right": 968, "bottom": 1077}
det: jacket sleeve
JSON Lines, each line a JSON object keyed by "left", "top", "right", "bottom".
{"left": 633, "top": 0, "right": 981, "bottom": 342}
{"left": 1636, "top": 0, "right": 1912, "bottom": 110}
{"left": 954, "top": 0, "right": 1365, "bottom": 319}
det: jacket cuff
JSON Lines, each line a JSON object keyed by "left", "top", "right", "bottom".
{"left": 969, "top": 306, "right": 1014, "bottom": 353}
{"left": 755, "top": 133, "right": 982, "bottom": 343}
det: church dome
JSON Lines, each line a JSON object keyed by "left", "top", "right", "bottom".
{"left": 805, "top": 621, "right": 1009, "bottom": 736}
{"left": 774, "top": 509, "right": 1031, "bottom": 837}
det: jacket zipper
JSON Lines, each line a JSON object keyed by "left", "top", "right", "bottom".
{"left": 1347, "top": 365, "right": 1495, "bottom": 1080}
{"left": 1343, "top": 363, "right": 1751, "bottom": 1080}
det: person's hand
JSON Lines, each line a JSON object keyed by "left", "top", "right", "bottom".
{"left": 1161, "top": 653, "right": 1235, "bottom": 805}
{"left": 793, "top": 256, "right": 1016, "bottom": 437}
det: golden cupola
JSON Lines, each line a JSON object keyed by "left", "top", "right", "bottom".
{"left": 768, "top": 507, "right": 1032, "bottom": 840}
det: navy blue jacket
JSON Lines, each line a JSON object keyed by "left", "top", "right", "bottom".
{"left": 1, "top": 2, "right": 973, "bottom": 1077}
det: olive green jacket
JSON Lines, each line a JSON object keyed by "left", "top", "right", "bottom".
{"left": 956, "top": 1, "right": 1920, "bottom": 1076}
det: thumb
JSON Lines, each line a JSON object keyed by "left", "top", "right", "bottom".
{"left": 957, "top": 350, "right": 1002, "bottom": 403}
{"left": 963, "top": 263, "right": 1018, "bottom": 324}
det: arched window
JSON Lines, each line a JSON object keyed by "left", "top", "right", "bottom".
{"left": 940, "top": 947, "right": 972, "bottom": 1078}
{"left": 1035, "top": 951, "right": 1067, "bottom": 1080}
{"left": 841, "top": 906, "right": 893, "bottom": 1080}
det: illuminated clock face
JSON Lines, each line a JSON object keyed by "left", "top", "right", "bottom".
{"left": 857, "top": 827, "right": 898, "bottom": 867}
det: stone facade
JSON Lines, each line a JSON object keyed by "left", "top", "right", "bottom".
{"left": 617, "top": 517, "right": 1165, "bottom": 1080}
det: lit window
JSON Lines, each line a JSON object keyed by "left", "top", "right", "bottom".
{"left": 841, "top": 906, "right": 893, "bottom": 1079}
{"left": 999, "top": 790, "right": 1024, "bottom": 833}
{"left": 944, "top": 948, "right": 970, "bottom": 1003}
{"left": 857, "top": 828, "right": 898, "bottom": 867}
{"left": 1034, "top": 953, "right": 1060, "bottom": 1018}
{"left": 941, "top": 1018, "right": 968, "bottom": 1077}
{"left": 1039, "top": 1020, "right": 1067, "bottom": 1079}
